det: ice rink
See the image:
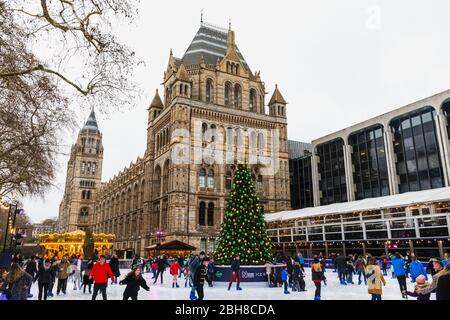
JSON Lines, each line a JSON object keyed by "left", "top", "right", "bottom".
{"left": 29, "top": 267, "right": 428, "bottom": 301}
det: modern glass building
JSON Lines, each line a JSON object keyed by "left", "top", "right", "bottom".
{"left": 316, "top": 139, "right": 347, "bottom": 205}
{"left": 280, "top": 89, "right": 450, "bottom": 259}
{"left": 289, "top": 156, "right": 314, "bottom": 209}
{"left": 349, "top": 125, "right": 390, "bottom": 200}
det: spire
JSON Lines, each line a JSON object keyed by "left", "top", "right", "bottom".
{"left": 225, "top": 29, "right": 240, "bottom": 62}
{"left": 81, "top": 108, "right": 99, "bottom": 133}
{"left": 149, "top": 89, "right": 164, "bottom": 109}
{"left": 269, "top": 84, "right": 287, "bottom": 105}
{"left": 201, "top": 9, "right": 204, "bottom": 25}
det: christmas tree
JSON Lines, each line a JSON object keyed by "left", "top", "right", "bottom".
{"left": 214, "top": 164, "right": 273, "bottom": 265}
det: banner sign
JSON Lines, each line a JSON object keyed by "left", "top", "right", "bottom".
{"left": 214, "top": 265, "right": 284, "bottom": 283}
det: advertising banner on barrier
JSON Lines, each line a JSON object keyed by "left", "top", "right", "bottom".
{"left": 214, "top": 265, "right": 284, "bottom": 283}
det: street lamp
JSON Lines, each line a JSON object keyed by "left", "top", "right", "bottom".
{"left": 155, "top": 228, "right": 163, "bottom": 257}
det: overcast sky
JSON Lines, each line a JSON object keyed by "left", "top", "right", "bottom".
{"left": 22, "top": 0, "right": 450, "bottom": 223}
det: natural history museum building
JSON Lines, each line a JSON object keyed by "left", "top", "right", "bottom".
{"left": 58, "top": 22, "right": 291, "bottom": 257}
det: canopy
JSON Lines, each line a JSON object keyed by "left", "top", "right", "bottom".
{"left": 145, "top": 240, "right": 196, "bottom": 251}
{"left": 265, "top": 187, "right": 450, "bottom": 223}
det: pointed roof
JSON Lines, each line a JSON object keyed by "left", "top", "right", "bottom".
{"left": 181, "top": 23, "right": 248, "bottom": 67}
{"left": 175, "top": 64, "right": 190, "bottom": 82}
{"left": 149, "top": 89, "right": 164, "bottom": 109}
{"left": 269, "top": 84, "right": 287, "bottom": 105}
{"left": 81, "top": 109, "right": 99, "bottom": 133}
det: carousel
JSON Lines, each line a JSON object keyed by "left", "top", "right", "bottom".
{"left": 39, "top": 230, "right": 115, "bottom": 259}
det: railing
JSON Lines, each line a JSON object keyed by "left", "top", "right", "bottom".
{"left": 267, "top": 212, "right": 450, "bottom": 244}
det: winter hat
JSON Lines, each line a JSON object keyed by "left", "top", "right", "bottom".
{"left": 416, "top": 275, "right": 426, "bottom": 285}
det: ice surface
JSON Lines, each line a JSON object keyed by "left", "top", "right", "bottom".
{"left": 29, "top": 268, "right": 428, "bottom": 300}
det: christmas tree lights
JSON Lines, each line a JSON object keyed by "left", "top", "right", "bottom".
{"left": 214, "top": 164, "right": 273, "bottom": 265}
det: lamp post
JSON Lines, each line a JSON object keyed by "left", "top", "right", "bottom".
{"left": 2, "top": 203, "right": 12, "bottom": 253}
{"left": 155, "top": 228, "right": 163, "bottom": 257}
{"left": 9, "top": 205, "right": 20, "bottom": 252}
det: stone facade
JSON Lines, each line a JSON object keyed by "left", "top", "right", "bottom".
{"left": 58, "top": 110, "right": 103, "bottom": 233}
{"left": 60, "top": 23, "right": 291, "bottom": 256}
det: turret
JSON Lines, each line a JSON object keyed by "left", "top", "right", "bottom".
{"left": 171, "top": 64, "right": 191, "bottom": 99}
{"left": 148, "top": 89, "right": 164, "bottom": 122}
{"left": 268, "top": 84, "right": 287, "bottom": 118}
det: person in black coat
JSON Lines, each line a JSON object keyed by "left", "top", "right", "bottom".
{"left": 82, "top": 259, "right": 94, "bottom": 294}
{"left": 153, "top": 255, "right": 167, "bottom": 285}
{"left": 119, "top": 268, "right": 150, "bottom": 300}
{"left": 436, "top": 265, "right": 450, "bottom": 300}
{"left": 193, "top": 257, "right": 209, "bottom": 301}
{"left": 228, "top": 255, "right": 242, "bottom": 291}
{"left": 25, "top": 257, "right": 38, "bottom": 297}
{"left": 109, "top": 255, "right": 120, "bottom": 284}
{"left": 34, "top": 260, "right": 54, "bottom": 300}
{"left": 47, "top": 259, "right": 60, "bottom": 298}
{"left": 334, "top": 254, "right": 348, "bottom": 285}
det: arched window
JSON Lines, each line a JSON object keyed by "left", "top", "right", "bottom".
{"left": 81, "top": 190, "right": 86, "bottom": 200}
{"left": 258, "top": 132, "right": 265, "bottom": 156}
{"left": 234, "top": 84, "right": 242, "bottom": 109}
{"left": 224, "top": 82, "right": 231, "bottom": 106}
{"left": 235, "top": 65, "right": 239, "bottom": 75}
{"left": 198, "top": 202, "right": 206, "bottom": 226}
{"left": 207, "top": 203, "right": 214, "bottom": 226}
{"left": 225, "top": 171, "right": 232, "bottom": 190}
{"left": 206, "top": 79, "right": 213, "bottom": 103}
{"left": 153, "top": 166, "right": 161, "bottom": 197}
{"left": 207, "top": 170, "right": 214, "bottom": 188}
{"left": 249, "top": 89, "right": 257, "bottom": 112}
{"left": 87, "top": 191, "right": 91, "bottom": 200}
{"left": 210, "top": 124, "right": 216, "bottom": 143}
{"left": 162, "top": 160, "right": 169, "bottom": 195}
{"left": 79, "top": 208, "right": 89, "bottom": 224}
{"left": 199, "top": 168, "right": 206, "bottom": 188}
{"left": 184, "top": 85, "right": 188, "bottom": 96}
{"left": 256, "top": 175, "right": 263, "bottom": 191}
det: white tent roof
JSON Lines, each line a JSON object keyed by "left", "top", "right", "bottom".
{"left": 265, "top": 187, "right": 450, "bottom": 223}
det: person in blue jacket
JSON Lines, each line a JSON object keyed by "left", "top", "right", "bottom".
{"left": 391, "top": 252, "right": 408, "bottom": 299}
{"left": 443, "top": 253, "right": 449, "bottom": 268}
{"left": 281, "top": 266, "right": 290, "bottom": 294}
{"left": 409, "top": 256, "right": 427, "bottom": 283}
{"left": 297, "top": 253, "right": 305, "bottom": 270}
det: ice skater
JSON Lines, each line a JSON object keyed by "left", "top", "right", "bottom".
{"left": 281, "top": 265, "right": 290, "bottom": 294}
{"left": 89, "top": 255, "right": 115, "bottom": 300}
{"left": 311, "top": 257, "right": 326, "bottom": 300}
{"left": 391, "top": 252, "right": 408, "bottom": 299}
{"left": 119, "top": 267, "right": 150, "bottom": 300}
{"left": 170, "top": 259, "right": 182, "bottom": 288}
{"left": 228, "top": 255, "right": 242, "bottom": 291}
{"left": 292, "top": 259, "right": 306, "bottom": 292}
{"left": 193, "top": 257, "right": 209, "bottom": 301}
{"left": 366, "top": 257, "right": 386, "bottom": 300}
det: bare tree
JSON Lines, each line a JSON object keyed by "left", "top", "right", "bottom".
{"left": 1, "top": 0, "right": 141, "bottom": 109}
{"left": 0, "top": 0, "right": 142, "bottom": 199}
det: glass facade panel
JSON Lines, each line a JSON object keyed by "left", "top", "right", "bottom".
{"left": 443, "top": 100, "right": 450, "bottom": 139}
{"left": 349, "top": 125, "right": 390, "bottom": 200}
{"left": 317, "top": 139, "right": 347, "bottom": 205}
{"left": 390, "top": 107, "right": 444, "bottom": 193}
{"left": 290, "top": 156, "right": 314, "bottom": 209}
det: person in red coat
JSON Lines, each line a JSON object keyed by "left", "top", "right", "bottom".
{"left": 170, "top": 260, "right": 182, "bottom": 288}
{"left": 89, "top": 255, "right": 114, "bottom": 300}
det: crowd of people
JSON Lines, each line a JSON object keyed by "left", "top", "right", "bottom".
{"left": 1, "top": 250, "right": 449, "bottom": 301}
